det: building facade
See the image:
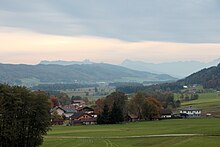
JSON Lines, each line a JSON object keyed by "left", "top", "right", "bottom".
{"left": 179, "top": 106, "right": 201, "bottom": 118}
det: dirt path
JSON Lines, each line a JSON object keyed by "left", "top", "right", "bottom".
{"left": 45, "top": 133, "right": 212, "bottom": 139}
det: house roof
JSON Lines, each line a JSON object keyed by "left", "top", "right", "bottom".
{"left": 128, "top": 113, "right": 138, "bottom": 119}
{"left": 72, "top": 100, "right": 85, "bottom": 104}
{"left": 71, "top": 117, "right": 97, "bottom": 123}
{"left": 71, "top": 111, "right": 92, "bottom": 119}
{"left": 78, "top": 106, "right": 94, "bottom": 111}
{"left": 62, "top": 107, "right": 77, "bottom": 113}
{"left": 51, "top": 106, "right": 77, "bottom": 113}
{"left": 179, "top": 106, "right": 201, "bottom": 111}
{"left": 161, "top": 109, "right": 172, "bottom": 115}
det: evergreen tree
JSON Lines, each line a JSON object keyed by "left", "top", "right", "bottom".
{"left": 110, "top": 102, "right": 124, "bottom": 124}
{"left": 97, "top": 104, "right": 110, "bottom": 124}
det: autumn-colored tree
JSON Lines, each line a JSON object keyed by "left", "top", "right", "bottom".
{"left": 94, "top": 98, "right": 105, "bottom": 115}
{"left": 50, "top": 96, "right": 59, "bottom": 108}
{"left": 127, "top": 92, "right": 146, "bottom": 119}
{"left": 128, "top": 92, "right": 162, "bottom": 120}
{"left": 142, "top": 97, "right": 162, "bottom": 120}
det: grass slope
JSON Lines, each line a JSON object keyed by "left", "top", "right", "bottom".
{"left": 180, "top": 92, "right": 220, "bottom": 113}
{"left": 42, "top": 118, "right": 220, "bottom": 147}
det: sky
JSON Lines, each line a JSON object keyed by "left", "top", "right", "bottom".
{"left": 0, "top": 0, "right": 220, "bottom": 64}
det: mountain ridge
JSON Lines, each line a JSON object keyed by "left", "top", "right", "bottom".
{"left": 177, "top": 63, "right": 220, "bottom": 89}
{"left": 39, "top": 59, "right": 94, "bottom": 65}
{"left": 0, "top": 63, "right": 176, "bottom": 87}
{"left": 120, "top": 58, "right": 220, "bottom": 78}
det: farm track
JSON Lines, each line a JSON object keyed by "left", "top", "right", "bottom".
{"left": 103, "top": 139, "right": 119, "bottom": 147}
{"left": 45, "top": 133, "right": 220, "bottom": 139}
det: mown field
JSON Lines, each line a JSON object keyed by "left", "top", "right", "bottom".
{"left": 42, "top": 118, "right": 220, "bottom": 147}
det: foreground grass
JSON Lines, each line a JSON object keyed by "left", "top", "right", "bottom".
{"left": 42, "top": 118, "right": 220, "bottom": 147}
{"left": 44, "top": 136, "right": 220, "bottom": 147}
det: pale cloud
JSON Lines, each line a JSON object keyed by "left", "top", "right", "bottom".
{"left": 0, "top": 27, "right": 220, "bottom": 64}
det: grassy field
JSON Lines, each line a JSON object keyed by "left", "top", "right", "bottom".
{"left": 180, "top": 92, "right": 220, "bottom": 113}
{"left": 42, "top": 118, "right": 220, "bottom": 147}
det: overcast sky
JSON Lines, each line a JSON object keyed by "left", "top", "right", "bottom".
{"left": 0, "top": 0, "right": 220, "bottom": 64}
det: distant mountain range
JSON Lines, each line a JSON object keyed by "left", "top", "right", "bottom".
{"left": 120, "top": 58, "right": 220, "bottom": 78}
{"left": 0, "top": 63, "right": 176, "bottom": 87}
{"left": 39, "top": 59, "right": 94, "bottom": 65}
{"left": 40, "top": 58, "right": 220, "bottom": 78}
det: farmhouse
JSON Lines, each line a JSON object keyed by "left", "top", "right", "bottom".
{"left": 179, "top": 106, "right": 202, "bottom": 118}
{"left": 78, "top": 106, "right": 94, "bottom": 113}
{"left": 127, "top": 114, "right": 139, "bottom": 122}
{"left": 70, "top": 111, "right": 97, "bottom": 125}
{"left": 160, "top": 109, "right": 172, "bottom": 119}
{"left": 78, "top": 106, "right": 97, "bottom": 117}
{"left": 51, "top": 106, "right": 77, "bottom": 118}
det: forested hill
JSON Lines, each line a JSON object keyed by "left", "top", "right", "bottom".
{"left": 119, "top": 63, "right": 220, "bottom": 93}
{"left": 0, "top": 63, "right": 176, "bottom": 85}
{"left": 177, "top": 63, "right": 220, "bottom": 89}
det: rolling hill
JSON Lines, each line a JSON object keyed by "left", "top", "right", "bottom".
{"left": 177, "top": 63, "right": 220, "bottom": 89}
{"left": 0, "top": 63, "right": 176, "bottom": 86}
{"left": 121, "top": 63, "right": 220, "bottom": 93}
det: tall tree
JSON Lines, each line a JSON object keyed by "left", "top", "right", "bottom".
{"left": 142, "top": 97, "right": 162, "bottom": 120}
{"left": 110, "top": 102, "right": 123, "bottom": 124}
{"left": 50, "top": 96, "right": 59, "bottom": 108}
{"left": 104, "top": 91, "right": 128, "bottom": 118}
{"left": 128, "top": 92, "right": 162, "bottom": 120}
{"left": 94, "top": 98, "right": 105, "bottom": 115}
{"left": 0, "top": 84, "right": 51, "bottom": 147}
{"left": 97, "top": 104, "right": 110, "bottom": 124}
{"left": 127, "top": 92, "right": 146, "bottom": 119}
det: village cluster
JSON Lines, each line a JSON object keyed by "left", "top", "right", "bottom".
{"left": 50, "top": 99, "right": 202, "bottom": 126}
{"left": 50, "top": 100, "right": 97, "bottom": 125}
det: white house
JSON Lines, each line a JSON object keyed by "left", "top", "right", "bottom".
{"left": 179, "top": 106, "right": 202, "bottom": 118}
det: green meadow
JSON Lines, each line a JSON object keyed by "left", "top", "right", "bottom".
{"left": 180, "top": 92, "right": 220, "bottom": 112}
{"left": 42, "top": 118, "right": 220, "bottom": 147}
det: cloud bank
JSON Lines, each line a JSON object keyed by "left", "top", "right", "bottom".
{"left": 0, "top": 0, "right": 220, "bottom": 43}
{"left": 1, "top": 28, "right": 220, "bottom": 64}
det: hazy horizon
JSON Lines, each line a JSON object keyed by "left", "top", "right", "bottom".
{"left": 0, "top": 56, "right": 220, "bottom": 65}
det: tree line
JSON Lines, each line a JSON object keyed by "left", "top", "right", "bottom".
{"left": 32, "top": 83, "right": 98, "bottom": 91}
{"left": 95, "top": 91, "right": 179, "bottom": 124}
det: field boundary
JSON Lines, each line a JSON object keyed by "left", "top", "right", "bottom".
{"left": 45, "top": 133, "right": 220, "bottom": 139}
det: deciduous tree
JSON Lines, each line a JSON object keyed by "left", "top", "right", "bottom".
{"left": 0, "top": 84, "right": 51, "bottom": 147}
